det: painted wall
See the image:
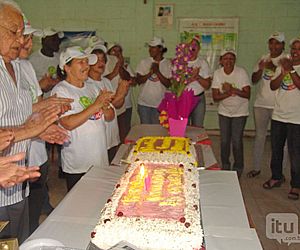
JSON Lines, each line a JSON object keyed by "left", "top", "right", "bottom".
{"left": 16, "top": 0, "right": 300, "bottom": 129}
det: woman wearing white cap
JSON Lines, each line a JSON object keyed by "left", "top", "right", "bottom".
{"left": 52, "top": 46, "right": 114, "bottom": 191}
{"left": 136, "top": 36, "right": 171, "bottom": 124}
{"left": 247, "top": 32, "right": 287, "bottom": 178}
{"left": 212, "top": 49, "right": 250, "bottom": 177}
{"left": 87, "top": 44, "right": 130, "bottom": 162}
{"left": 263, "top": 37, "right": 300, "bottom": 200}
{"left": 106, "top": 43, "right": 135, "bottom": 143}
{"left": 186, "top": 35, "right": 212, "bottom": 127}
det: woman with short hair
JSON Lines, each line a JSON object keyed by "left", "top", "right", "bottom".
{"left": 136, "top": 37, "right": 171, "bottom": 124}
{"left": 212, "top": 49, "right": 251, "bottom": 178}
{"left": 52, "top": 46, "right": 114, "bottom": 191}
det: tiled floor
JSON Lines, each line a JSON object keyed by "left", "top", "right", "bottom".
{"left": 45, "top": 135, "right": 300, "bottom": 250}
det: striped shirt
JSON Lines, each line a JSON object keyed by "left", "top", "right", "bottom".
{"left": 0, "top": 56, "right": 32, "bottom": 207}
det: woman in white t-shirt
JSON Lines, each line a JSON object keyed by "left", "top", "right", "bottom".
{"left": 107, "top": 43, "right": 135, "bottom": 142}
{"left": 52, "top": 46, "right": 114, "bottom": 191}
{"left": 212, "top": 49, "right": 250, "bottom": 178}
{"left": 186, "top": 35, "right": 212, "bottom": 127}
{"left": 247, "top": 32, "right": 286, "bottom": 178}
{"left": 136, "top": 37, "right": 171, "bottom": 124}
{"left": 87, "top": 45, "right": 130, "bottom": 162}
{"left": 263, "top": 38, "right": 300, "bottom": 200}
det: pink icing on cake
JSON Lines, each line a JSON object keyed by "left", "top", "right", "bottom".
{"left": 116, "top": 162, "right": 185, "bottom": 220}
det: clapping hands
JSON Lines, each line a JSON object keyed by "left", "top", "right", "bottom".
{"left": 0, "top": 129, "right": 14, "bottom": 151}
{"left": 0, "top": 153, "right": 41, "bottom": 188}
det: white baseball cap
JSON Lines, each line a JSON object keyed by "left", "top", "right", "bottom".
{"left": 107, "top": 43, "right": 122, "bottom": 52}
{"left": 147, "top": 36, "right": 165, "bottom": 48}
{"left": 42, "top": 27, "right": 64, "bottom": 38}
{"left": 86, "top": 36, "right": 107, "bottom": 53}
{"left": 59, "top": 46, "right": 98, "bottom": 70}
{"left": 91, "top": 42, "right": 107, "bottom": 53}
{"left": 268, "top": 32, "right": 285, "bottom": 43}
{"left": 289, "top": 36, "right": 300, "bottom": 46}
{"left": 220, "top": 48, "right": 237, "bottom": 57}
{"left": 22, "top": 14, "right": 42, "bottom": 36}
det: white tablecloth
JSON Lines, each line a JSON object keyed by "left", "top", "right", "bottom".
{"left": 23, "top": 167, "right": 262, "bottom": 250}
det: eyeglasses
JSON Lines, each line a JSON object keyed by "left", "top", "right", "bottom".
{"left": 0, "top": 24, "right": 24, "bottom": 38}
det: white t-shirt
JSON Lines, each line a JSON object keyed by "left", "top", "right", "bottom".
{"left": 86, "top": 77, "right": 120, "bottom": 149}
{"left": 136, "top": 57, "right": 171, "bottom": 108}
{"left": 104, "top": 55, "right": 136, "bottom": 113}
{"left": 212, "top": 66, "right": 250, "bottom": 117}
{"left": 186, "top": 57, "right": 211, "bottom": 95}
{"left": 29, "top": 50, "right": 60, "bottom": 98}
{"left": 20, "top": 59, "right": 48, "bottom": 167}
{"left": 124, "top": 64, "right": 135, "bottom": 109}
{"left": 253, "top": 53, "right": 286, "bottom": 109}
{"left": 51, "top": 80, "right": 108, "bottom": 173}
{"left": 272, "top": 64, "right": 300, "bottom": 124}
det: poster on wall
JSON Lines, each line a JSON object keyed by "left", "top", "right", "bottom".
{"left": 60, "top": 31, "right": 96, "bottom": 51}
{"left": 179, "top": 17, "right": 239, "bottom": 110}
{"left": 155, "top": 3, "right": 174, "bottom": 29}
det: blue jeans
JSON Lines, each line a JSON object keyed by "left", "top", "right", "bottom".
{"left": 190, "top": 94, "right": 206, "bottom": 127}
{"left": 138, "top": 105, "right": 160, "bottom": 124}
{"left": 219, "top": 114, "right": 247, "bottom": 173}
{"left": 270, "top": 120, "right": 300, "bottom": 188}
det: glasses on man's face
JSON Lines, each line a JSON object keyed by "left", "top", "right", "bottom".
{"left": 0, "top": 24, "right": 24, "bottom": 38}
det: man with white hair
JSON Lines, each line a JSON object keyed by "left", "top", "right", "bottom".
{"left": 0, "top": 0, "right": 67, "bottom": 242}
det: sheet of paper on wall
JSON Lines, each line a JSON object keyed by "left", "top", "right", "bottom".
{"left": 0, "top": 221, "right": 9, "bottom": 232}
{"left": 0, "top": 238, "right": 18, "bottom": 250}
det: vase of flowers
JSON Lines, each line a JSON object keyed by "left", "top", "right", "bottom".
{"left": 158, "top": 42, "right": 199, "bottom": 137}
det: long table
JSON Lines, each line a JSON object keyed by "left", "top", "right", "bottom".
{"left": 22, "top": 125, "right": 262, "bottom": 250}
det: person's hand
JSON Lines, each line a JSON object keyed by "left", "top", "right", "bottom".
{"left": 264, "top": 60, "right": 276, "bottom": 72}
{"left": 188, "top": 67, "right": 200, "bottom": 83}
{"left": 0, "top": 153, "right": 41, "bottom": 188}
{"left": 151, "top": 62, "right": 160, "bottom": 74}
{"left": 0, "top": 129, "right": 15, "bottom": 151}
{"left": 39, "top": 124, "right": 69, "bottom": 145}
{"left": 280, "top": 57, "right": 294, "bottom": 75}
{"left": 24, "top": 105, "right": 61, "bottom": 138}
{"left": 94, "top": 90, "right": 114, "bottom": 111}
{"left": 34, "top": 94, "right": 73, "bottom": 115}
{"left": 117, "top": 55, "right": 125, "bottom": 67}
{"left": 39, "top": 74, "right": 60, "bottom": 92}
{"left": 258, "top": 59, "right": 267, "bottom": 70}
{"left": 222, "top": 82, "right": 232, "bottom": 93}
{"left": 34, "top": 95, "right": 73, "bottom": 114}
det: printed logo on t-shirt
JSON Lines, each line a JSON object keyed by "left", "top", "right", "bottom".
{"left": 281, "top": 74, "right": 296, "bottom": 91}
{"left": 79, "top": 96, "right": 103, "bottom": 120}
{"left": 263, "top": 68, "right": 275, "bottom": 81}
{"left": 148, "top": 73, "right": 159, "bottom": 82}
{"left": 48, "top": 66, "right": 57, "bottom": 79}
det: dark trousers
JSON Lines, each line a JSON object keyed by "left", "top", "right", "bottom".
{"left": 190, "top": 94, "right": 206, "bottom": 127}
{"left": 123, "top": 107, "right": 132, "bottom": 140}
{"left": 108, "top": 145, "right": 118, "bottom": 163}
{"left": 64, "top": 172, "right": 85, "bottom": 191}
{"left": 29, "top": 161, "right": 49, "bottom": 234}
{"left": 0, "top": 198, "right": 29, "bottom": 244}
{"left": 117, "top": 111, "right": 127, "bottom": 143}
{"left": 271, "top": 120, "right": 300, "bottom": 188}
{"left": 219, "top": 114, "right": 247, "bottom": 172}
